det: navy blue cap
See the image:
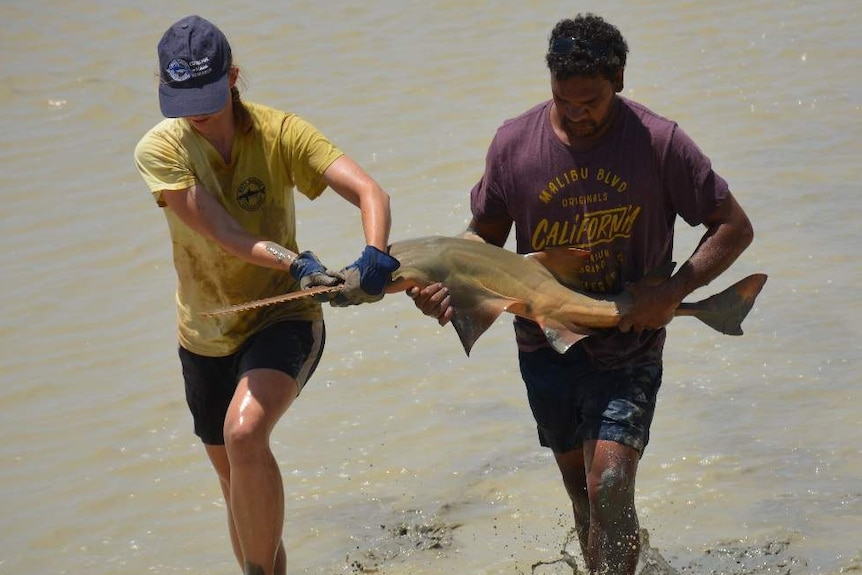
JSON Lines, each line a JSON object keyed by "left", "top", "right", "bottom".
{"left": 157, "top": 15, "right": 232, "bottom": 118}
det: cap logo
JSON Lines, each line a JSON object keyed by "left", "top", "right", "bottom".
{"left": 166, "top": 59, "right": 192, "bottom": 82}
{"left": 165, "top": 56, "right": 215, "bottom": 84}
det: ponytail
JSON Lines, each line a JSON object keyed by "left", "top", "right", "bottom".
{"left": 231, "top": 85, "right": 253, "bottom": 134}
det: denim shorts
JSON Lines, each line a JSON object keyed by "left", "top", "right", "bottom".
{"left": 178, "top": 320, "right": 325, "bottom": 445}
{"left": 518, "top": 343, "right": 662, "bottom": 455}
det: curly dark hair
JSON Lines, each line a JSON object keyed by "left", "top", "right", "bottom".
{"left": 546, "top": 13, "right": 628, "bottom": 81}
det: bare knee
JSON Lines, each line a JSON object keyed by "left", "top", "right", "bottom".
{"left": 588, "top": 465, "right": 635, "bottom": 508}
{"left": 591, "top": 465, "right": 632, "bottom": 492}
{"left": 223, "top": 418, "right": 270, "bottom": 466}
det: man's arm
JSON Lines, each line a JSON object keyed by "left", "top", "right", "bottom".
{"left": 459, "top": 216, "right": 513, "bottom": 247}
{"left": 618, "top": 191, "right": 754, "bottom": 333}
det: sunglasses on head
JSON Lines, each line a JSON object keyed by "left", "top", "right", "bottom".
{"left": 549, "top": 36, "right": 620, "bottom": 67}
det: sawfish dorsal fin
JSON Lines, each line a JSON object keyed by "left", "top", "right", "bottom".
{"left": 525, "top": 247, "right": 592, "bottom": 288}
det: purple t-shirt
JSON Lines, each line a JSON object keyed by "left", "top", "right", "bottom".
{"left": 471, "top": 97, "right": 729, "bottom": 366}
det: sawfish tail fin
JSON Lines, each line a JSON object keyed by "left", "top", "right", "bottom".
{"left": 675, "top": 274, "right": 768, "bottom": 335}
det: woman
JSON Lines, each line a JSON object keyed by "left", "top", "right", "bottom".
{"left": 134, "top": 15, "right": 399, "bottom": 575}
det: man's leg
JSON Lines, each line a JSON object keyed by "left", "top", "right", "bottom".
{"left": 582, "top": 439, "right": 641, "bottom": 575}
{"left": 224, "top": 367, "right": 299, "bottom": 575}
{"left": 555, "top": 440, "right": 640, "bottom": 574}
{"left": 553, "top": 448, "right": 591, "bottom": 559}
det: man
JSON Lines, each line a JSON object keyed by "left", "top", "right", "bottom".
{"left": 134, "top": 15, "right": 398, "bottom": 575}
{"left": 409, "top": 13, "right": 754, "bottom": 574}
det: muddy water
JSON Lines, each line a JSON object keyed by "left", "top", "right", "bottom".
{"left": 1, "top": 0, "right": 859, "bottom": 573}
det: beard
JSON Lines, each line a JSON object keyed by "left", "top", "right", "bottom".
{"left": 564, "top": 118, "right": 601, "bottom": 138}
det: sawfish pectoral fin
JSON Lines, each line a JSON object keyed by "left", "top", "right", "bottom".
{"left": 676, "top": 273, "right": 768, "bottom": 335}
{"left": 450, "top": 296, "right": 522, "bottom": 356}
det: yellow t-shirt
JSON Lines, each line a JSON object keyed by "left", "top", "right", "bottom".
{"left": 134, "top": 101, "right": 344, "bottom": 356}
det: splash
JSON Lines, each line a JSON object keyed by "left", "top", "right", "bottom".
{"left": 345, "top": 511, "right": 461, "bottom": 573}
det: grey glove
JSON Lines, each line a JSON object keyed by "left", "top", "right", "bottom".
{"left": 330, "top": 245, "right": 400, "bottom": 307}
{"left": 289, "top": 251, "right": 343, "bottom": 300}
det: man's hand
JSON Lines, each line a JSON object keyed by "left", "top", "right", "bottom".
{"left": 330, "top": 246, "right": 400, "bottom": 307}
{"left": 289, "top": 251, "right": 343, "bottom": 300}
{"left": 617, "top": 280, "right": 679, "bottom": 333}
{"left": 407, "top": 283, "right": 454, "bottom": 326}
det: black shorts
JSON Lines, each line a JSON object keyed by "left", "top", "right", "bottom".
{"left": 519, "top": 343, "right": 662, "bottom": 455}
{"left": 178, "top": 320, "right": 325, "bottom": 445}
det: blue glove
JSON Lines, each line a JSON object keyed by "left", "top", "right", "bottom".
{"left": 331, "top": 245, "right": 400, "bottom": 307}
{"left": 289, "top": 251, "right": 343, "bottom": 299}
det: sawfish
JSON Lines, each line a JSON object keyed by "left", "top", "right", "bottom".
{"left": 387, "top": 236, "right": 767, "bottom": 355}
{"left": 206, "top": 236, "right": 768, "bottom": 356}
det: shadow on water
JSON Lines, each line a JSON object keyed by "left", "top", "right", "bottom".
{"left": 340, "top": 511, "right": 860, "bottom": 575}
